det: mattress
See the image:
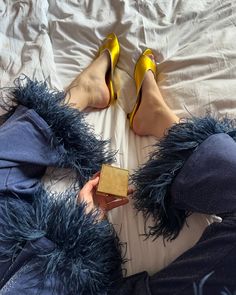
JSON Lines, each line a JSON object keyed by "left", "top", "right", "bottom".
{"left": 0, "top": 0, "right": 236, "bottom": 276}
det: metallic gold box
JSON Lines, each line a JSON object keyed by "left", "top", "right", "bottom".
{"left": 97, "top": 164, "right": 129, "bottom": 198}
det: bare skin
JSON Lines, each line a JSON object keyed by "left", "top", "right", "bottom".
{"left": 66, "top": 51, "right": 179, "bottom": 216}
{"left": 66, "top": 53, "right": 130, "bottom": 218}
{"left": 78, "top": 173, "right": 132, "bottom": 220}
{"left": 132, "top": 54, "right": 179, "bottom": 138}
{"left": 66, "top": 52, "right": 179, "bottom": 138}
{"left": 65, "top": 52, "right": 111, "bottom": 111}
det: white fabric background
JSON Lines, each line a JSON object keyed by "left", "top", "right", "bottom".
{"left": 0, "top": 0, "right": 236, "bottom": 276}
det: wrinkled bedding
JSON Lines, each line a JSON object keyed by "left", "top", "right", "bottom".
{"left": 1, "top": 0, "right": 236, "bottom": 276}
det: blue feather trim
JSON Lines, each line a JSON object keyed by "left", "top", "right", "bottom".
{"left": 132, "top": 115, "right": 236, "bottom": 240}
{"left": 0, "top": 188, "right": 123, "bottom": 294}
{"left": 0, "top": 75, "right": 115, "bottom": 186}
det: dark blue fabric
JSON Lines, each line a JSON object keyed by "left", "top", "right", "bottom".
{"left": 0, "top": 105, "right": 62, "bottom": 201}
{"left": 0, "top": 236, "right": 55, "bottom": 291}
{"left": 149, "top": 216, "right": 236, "bottom": 294}
{"left": 171, "top": 133, "right": 236, "bottom": 214}
{"left": 0, "top": 106, "right": 60, "bottom": 292}
{"left": 116, "top": 125, "right": 236, "bottom": 294}
{"left": 1, "top": 82, "right": 236, "bottom": 294}
{"left": 116, "top": 216, "right": 236, "bottom": 295}
{"left": 131, "top": 116, "right": 236, "bottom": 240}
{"left": 6, "top": 77, "right": 115, "bottom": 187}
{"left": 0, "top": 104, "right": 122, "bottom": 295}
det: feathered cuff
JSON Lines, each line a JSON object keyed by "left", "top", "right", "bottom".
{"left": 1, "top": 76, "right": 115, "bottom": 186}
{"left": 0, "top": 188, "right": 124, "bottom": 294}
{"left": 132, "top": 115, "right": 236, "bottom": 240}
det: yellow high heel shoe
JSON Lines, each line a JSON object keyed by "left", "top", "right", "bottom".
{"left": 98, "top": 33, "right": 120, "bottom": 106}
{"left": 128, "top": 49, "right": 157, "bottom": 129}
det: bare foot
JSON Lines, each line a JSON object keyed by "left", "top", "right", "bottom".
{"left": 132, "top": 70, "right": 179, "bottom": 138}
{"left": 65, "top": 51, "right": 111, "bottom": 111}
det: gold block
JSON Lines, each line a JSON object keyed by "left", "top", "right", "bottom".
{"left": 97, "top": 164, "right": 129, "bottom": 198}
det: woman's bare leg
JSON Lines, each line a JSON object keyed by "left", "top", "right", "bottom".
{"left": 65, "top": 52, "right": 111, "bottom": 111}
{"left": 132, "top": 71, "right": 179, "bottom": 138}
{"left": 64, "top": 51, "right": 178, "bottom": 138}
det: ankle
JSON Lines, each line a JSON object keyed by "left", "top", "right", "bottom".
{"left": 65, "top": 85, "right": 90, "bottom": 111}
{"left": 64, "top": 51, "right": 112, "bottom": 111}
{"left": 152, "top": 109, "right": 179, "bottom": 138}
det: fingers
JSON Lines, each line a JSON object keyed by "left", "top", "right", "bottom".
{"left": 81, "top": 176, "right": 100, "bottom": 194}
{"left": 127, "top": 185, "right": 135, "bottom": 195}
{"left": 91, "top": 171, "right": 101, "bottom": 179}
{"left": 78, "top": 173, "right": 135, "bottom": 218}
{"left": 77, "top": 176, "right": 100, "bottom": 205}
{"left": 89, "top": 176, "right": 100, "bottom": 186}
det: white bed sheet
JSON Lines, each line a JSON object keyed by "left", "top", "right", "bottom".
{"left": 1, "top": 0, "right": 236, "bottom": 276}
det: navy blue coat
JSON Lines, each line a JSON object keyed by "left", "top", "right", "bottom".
{"left": 1, "top": 77, "right": 236, "bottom": 294}
{"left": 0, "top": 78, "right": 123, "bottom": 295}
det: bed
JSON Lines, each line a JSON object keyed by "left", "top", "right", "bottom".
{"left": 0, "top": 0, "right": 236, "bottom": 277}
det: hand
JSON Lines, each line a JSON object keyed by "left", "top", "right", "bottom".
{"left": 77, "top": 174, "right": 131, "bottom": 220}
